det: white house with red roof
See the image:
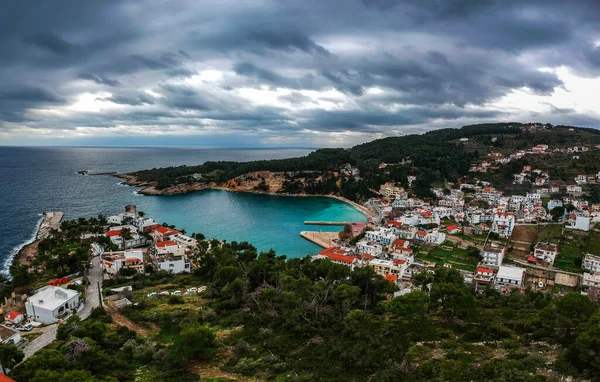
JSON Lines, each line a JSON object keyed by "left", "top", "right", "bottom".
{"left": 370, "top": 258, "right": 407, "bottom": 280}
{"left": 106, "top": 225, "right": 147, "bottom": 249}
{"left": 3, "top": 311, "right": 24, "bottom": 325}
{"left": 152, "top": 226, "right": 182, "bottom": 242}
{"left": 446, "top": 225, "right": 461, "bottom": 234}
{"left": 355, "top": 240, "right": 383, "bottom": 257}
{"left": 155, "top": 240, "right": 185, "bottom": 257}
{"left": 474, "top": 267, "right": 494, "bottom": 285}
{"left": 575, "top": 174, "right": 588, "bottom": 185}
{"left": 315, "top": 248, "right": 358, "bottom": 270}
{"left": 101, "top": 249, "right": 145, "bottom": 275}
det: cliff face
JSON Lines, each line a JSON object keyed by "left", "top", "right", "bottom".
{"left": 115, "top": 174, "right": 216, "bottom": 195}
{"left": 224, "top": 171, "right": 286, "bottom": 193}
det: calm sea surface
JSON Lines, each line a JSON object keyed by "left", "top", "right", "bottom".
{"left": 0, "top": 147, "right": 367, "bottom": 274}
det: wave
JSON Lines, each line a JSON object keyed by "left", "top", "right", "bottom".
{"left": 1, "top": 214, "right": 45, "bottom": 277}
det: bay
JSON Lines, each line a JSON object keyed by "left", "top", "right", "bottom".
{"left": 0, "top": 147, "right": 367, "bottom": 273}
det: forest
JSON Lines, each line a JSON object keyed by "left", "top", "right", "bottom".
{"left": 11, "top": 239, "right": 600, "bottom": 381}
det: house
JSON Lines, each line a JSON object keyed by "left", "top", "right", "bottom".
{"left": 583, "top": 254, "right": 600, "bottom": 273}
{"left": 575, "top": 174, "right": 588, "bottom": 185}
{"left": 105, "top": 225, "right": 148, "bottom": 249}
{"left": 25, "top": 286, "right": 81, "bottom": 324}
{"left": 533, "top": 242, "right": 558, "bottom": 265}
{"left": 365, "top": 227, "right": 398, "bottom": 246}
{"left": 550, "top": 185, "right": 560, "bottom": 193}
{"left": 380, "top": 182, "right": 406, "bottom": 198}
{"left": 566, "top": 214, "right": 590, "bottom": 232}
{"left": 396, "top": 225, "right": 417, "bottom": 239}
{"left": 446, "top": 225, "right": 461, "bottom": 234}
{"left": 171, "top": 233, "right": 198, "bottom": 248}
{"left": 491, "top": 212, "right": 515, "bottom": 237}
{"left": 566, "top": 185, "right": 583, "bottom": 194}
{"left": 3, "top": 311, "right": 24, "bottom": 325}
{"left": 156, "top": 253, "right": 191, "bottom": 273}
{"left": 316, "top": 248, "right": 358, "bottom": 270}
{"left": 582, "top": 273, "right": 600, "bottom": 288}
{"left": 152, "top": 226, "right": 182, "bottom": 242}
{"left": 425, "top": 231, "right": 446, "bottom": 245}
{"left": 481, "top": 244, "right": 505, "bottom": 267}
{"left": 532, "top": 144, "right": 548, "bottom": 153}
{"left": 391, "top": 239, "right": 411, "bottom": 253}
{"left": 0, "top": 326, "right": 21, "bottom": 346}
{"left": 415, "top": 230, "right": 428, "bottom": 241}
{"left": 101, "top": 249, "right": 145, "bottom": 275}
{"left": 355, "top": 240, "right": 383, "bottom": 257}
{"left": 370, "top": 259, "right": 407, "bottom": 279}
{"left": 474, "top": 267, "right": 494, "bottom": 285}
{"left": 496, "top": 266, "right": 525, "bottom": 288}
{"left": 155, "top": 240, "right": 185, "bottom": 257}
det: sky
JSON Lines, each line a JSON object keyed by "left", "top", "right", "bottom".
{"left": 1, "top": 0, "right": 599, "bottom": 147}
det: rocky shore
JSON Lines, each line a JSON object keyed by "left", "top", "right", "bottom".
{"left": 15, "top": 212, "right": 64, "bottom": 267}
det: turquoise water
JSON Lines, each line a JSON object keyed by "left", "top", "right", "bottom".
{"left": 137, "top": 190, "right": 366, "bottom": 257}
{"left": 0, "top": 147, "right": 367, "bottom": 272}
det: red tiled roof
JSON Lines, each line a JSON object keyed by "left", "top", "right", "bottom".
{"left": 318, "top": 247, "right": 347, "bottom": 257}
{"left": 156, "top": 240, "right": 177, "bottom": 248}
{"left": 359, "top": 253, "right": 374, "bottom": 260}
{"left": 393, "top": 239, "right": 409, "bottom": 248}
{"left": 477, "top": 267, "right": 493, "bottom": 274}
{"left": 416, "top": 231, "right": 427, "bottom": 237}
{"left": 389, "top": 221, "right": 402, "bottom": 227}
{"left": 384, "top": 274, "right": 397, "bottom": 283}
{"left": 420, "top": 211, "right": 432, "bottom": 217}
{"left": 447, "top": 225, "right": 460, "bottom": 231}
{"left": 393, "top": 259, "right": 406, "bottom": 265}
{"left": 4, "top": 311, "right": 21, "bottom": 321}
{"left": 154, "top": 226, "right": 182, "bottom": 235}
{"left": 324, "top": 253, "right": 356, "bottom": 264}
{"left": 125, "top": 258, "right": 140, "bottom": 263}
{"left": 0, "top": 373, "right": 16, "bottom": 382}
{"left": 106, "top": 230, "right": 122, "bottom": 237}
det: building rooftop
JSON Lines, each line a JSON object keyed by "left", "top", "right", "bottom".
{"left": 27, "top": 286, "right": 79, "bottom": 311}
{"left": 497, "top": 266, "right": 525, "bottom": 280}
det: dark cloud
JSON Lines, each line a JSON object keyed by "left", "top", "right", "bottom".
{"left": 24, "top": 34, "right": 75, "bottom": 55}
{"left": 78, "top": 73, "right": 121, "bottom": 87}
{"left": 1, "top": 0, "right": 599, "bottom": 144}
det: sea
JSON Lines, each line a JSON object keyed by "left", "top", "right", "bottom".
{"left": 0, "top": 147, "right": 368, "bottom": 274}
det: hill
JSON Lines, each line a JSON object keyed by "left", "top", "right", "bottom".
{"left": 119, "top": 123, "right": 600, "bottom": 201}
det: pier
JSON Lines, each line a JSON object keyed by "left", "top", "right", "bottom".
{"left": 304, "top": 221, "right": 353, "bottom": 226}
{"left": 300, "top": 231, "right": 340, "bottom": 248}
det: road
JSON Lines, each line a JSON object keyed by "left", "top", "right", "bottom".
{"left": 22, "top": 256, "right": 102, "bottom": 360}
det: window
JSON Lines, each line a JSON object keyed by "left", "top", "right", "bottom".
{"left": 169, "top": 264, "right": 174, "bottom": 268}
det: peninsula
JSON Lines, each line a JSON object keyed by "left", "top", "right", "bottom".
{"left": 15, "top": 212, "right": 64, "bottom": 267}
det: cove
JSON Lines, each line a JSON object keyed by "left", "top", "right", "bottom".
{"left": 136, "top": 189, "right": 368, "bottom": 258}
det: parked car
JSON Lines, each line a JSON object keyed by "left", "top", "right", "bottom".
{"left": 171, "top": 290, "right": 182, "bottom": 295}
{"left": 183, "top": 291, "right": 194, "bottom": 295}
{"left": 16, "top": 323, "right": 32, "bottom": 332}
{"left": 146, "top": 292, "right": 158, "bottom": 297}
{"left": 159, "top": 291, "right": 170, "bottom": 296}
{"left": 199, "top": 286, "right": 207, "bottom": 293}
{"left": 187, "top": 287, "right": 198, "bottom": 293}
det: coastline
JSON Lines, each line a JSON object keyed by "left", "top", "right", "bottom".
{"left": 114, "top": 173, "right": 375, "bottom": 217}
{"left": 14, "top": 212, "right": 64, "bottom": 268}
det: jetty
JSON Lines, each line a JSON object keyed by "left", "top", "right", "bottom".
{"left": 304, "top": 221, "right": 353, "bottom": 226}
{"left": 300, "top": 231, "right": 340, "bottom": 248}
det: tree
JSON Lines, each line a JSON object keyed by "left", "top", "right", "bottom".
{"left": 167, "top": 324, "right": 217, "bottom": 364}
{"left": 541, "top": 293, "right": 595, "bottom": 344}
{"left": 565, "top": 203, "right": 576, "bottom": 213}
{"left": 0, "top": 343, "right": 23, "bottom": 374}
{"left": 570, "top": 311, "right": 600, "bottom": 375}
{"left": 339, "top": 224, "right": 353, "bottom": 241}
{"left": 387, "top": 290, "right": 429, "bottom": 319}
{"left": 118, "top": 228, "right": 133, "bottom": 250}
{"left": 550, "top": 206, "right": 565, "bottom": 222}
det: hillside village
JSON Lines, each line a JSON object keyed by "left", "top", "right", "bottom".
{"left": 313, "top": 129, "right": 600, "bottom": 299}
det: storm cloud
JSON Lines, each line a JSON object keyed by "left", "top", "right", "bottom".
{"left": 1, "top": 0, "right": 599, "bottom": 146}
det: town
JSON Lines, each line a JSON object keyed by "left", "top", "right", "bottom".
{"left": 310, "top": 135, "right": 600, "bottom": 299}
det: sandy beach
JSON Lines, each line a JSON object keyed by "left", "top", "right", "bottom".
{"left": 15, "top": 212, "right": 64, "bottom": 267}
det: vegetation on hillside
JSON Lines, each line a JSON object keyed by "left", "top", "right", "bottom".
{"left": 18, "top": 239, "right": 599, "bottom": 381}
{"left": 127, "top": 123, "right": 600, "bottom": 202}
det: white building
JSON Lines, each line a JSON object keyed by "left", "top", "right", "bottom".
{"left": 155, "top": 240, "right": 185, "bottom": 257}
{"left": 101, "top": 249, "right": 145, "bottom": 275}
{"left": 566, "top": 214, "right": 590, "bottom": 232}
{"left": 0, "top": 326, "right": 21, "bottom": 346}
{"left": 25, "top": 286, "right": 80, "bottom": 324}
{"left": 355, "top": 240, "right": 383, "bottom": 257}
{"left": 425, "top": 231, "right": 446, "bottom": 245}
{"left": 583, "top": 254, "right": 600, "bottom": 274}
{"left": 365, "top": 227, "right": 398, "bottom": 246}
{"left": 496, "top": 266, "right": 525, "bottom": 288}
{"left": 481, "top": 244, "right": 505, "bottom": 267}
{"left": 491, "top": 213, "right": 515, "bottom": 237}
{"left": 380, "top": 182, "right": 406, "bottom": 199}
{"left": 171, "top": 234, "right": 198, "bottom": 248}
{"left": 533, "top": 242, "right": 558, "bottom": 264}
{"left": 156, "top": 253, "right": 191, "bottom": 274}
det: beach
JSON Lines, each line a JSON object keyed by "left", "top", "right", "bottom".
{"left": 15, "top": 212, "right": 64, "bottom": 267}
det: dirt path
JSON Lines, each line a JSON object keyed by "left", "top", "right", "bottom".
{"left": 104, "top": 304, "right": 155, "bottom": 337}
